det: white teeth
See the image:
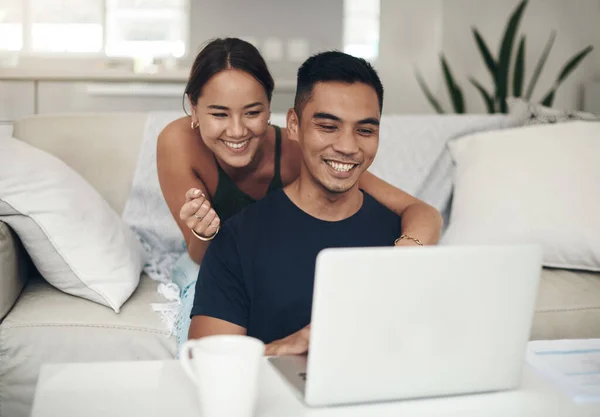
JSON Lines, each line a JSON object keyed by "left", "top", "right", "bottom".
{"left": 326, "top": 161, "right": 355, "bottom": 172}
{"left": 223, "top": 139, "right": 249, "bottom": 149}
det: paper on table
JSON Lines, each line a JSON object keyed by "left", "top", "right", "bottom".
{"left": 527, "top": 339, "right": 600, "bottom": 404}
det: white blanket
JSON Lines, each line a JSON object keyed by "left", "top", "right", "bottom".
{"left": 121, "top": 112, "right": 185, "bottom": 283}
{"left": 370, "top": 114, "right": 515, "bottom": 223}
{"left": 122, "top": 112, "right": 515, "bottom": 284}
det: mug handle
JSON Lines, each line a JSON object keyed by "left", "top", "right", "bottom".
{"left": 179, "top": 341, "right": 199, "bottom": 384}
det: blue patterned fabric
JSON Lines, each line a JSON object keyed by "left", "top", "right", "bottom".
{"left": 171, "top": 252, "right": 200, "bottom": 354}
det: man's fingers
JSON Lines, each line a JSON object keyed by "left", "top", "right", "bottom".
{"left": 264, "top": 343, "right": 278, "bottom": 356}
{"left": 265, "top": 341, "right": 288, "bottom": 356}
{"left": 264, "top": 345, "right": 273, "bottom": 356}
{"left": 287, "top": 344, "right": 308, "bottom": 356}
{"left": 264, "top": 342, "right": 306, "bottom": 357}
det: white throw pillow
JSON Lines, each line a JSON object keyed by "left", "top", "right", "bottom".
{"left": 0, "top": 136, "right": 144, "bottom": 312}
{"left": 441, "top": 121, "right": 600, "bottom": 272}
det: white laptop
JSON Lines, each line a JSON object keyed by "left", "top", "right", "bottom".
{"left": 268, "top": 244, "right": 543, "bottom": 407}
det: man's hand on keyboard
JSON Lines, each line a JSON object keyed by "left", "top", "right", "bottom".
{"left": 264, "top": 324, "right": 311, "bottom": 356}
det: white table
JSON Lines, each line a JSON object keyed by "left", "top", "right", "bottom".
{"left": 31, "top": 359, "right": 600, "bottom": 417}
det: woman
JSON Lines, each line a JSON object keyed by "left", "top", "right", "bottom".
{"left": 157, "top": 38, "right": 443, "bottom": 347}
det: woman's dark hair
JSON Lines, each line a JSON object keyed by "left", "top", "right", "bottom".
{"left": 184, "top": 38, "right": 275, "bottom": 110}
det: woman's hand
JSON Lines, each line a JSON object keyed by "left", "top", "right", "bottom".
{"left": 180, "top": 188, "right": 221, "bottom": 239}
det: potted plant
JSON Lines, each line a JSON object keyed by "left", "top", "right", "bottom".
{"left": 416, "top": 0, "right": 593, "bottom": 113}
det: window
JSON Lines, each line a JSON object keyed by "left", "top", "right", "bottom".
{"left": 0, "top": 0, "right": 188, "bottom": 57}
{"left": 30, "top": 0, "right": 103, "bottom": 53}
{"left": 343, "top": 0, "right": 380, "bottom": 60}
{"left": 0, "top": 0, "right": 23, "bottom": 51}
{"left": 105, "top": 0, "right": 187, "bottom": 58}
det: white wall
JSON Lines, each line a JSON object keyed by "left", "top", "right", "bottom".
{"left": 186, "top": 0, "right": 344, "bottom": 113}
{"left": 378, "top": 0, "right": 444, "bottom": 114}
{"left": 379, "top": 0, "right": 600, "bottom": 114}
{"left": 0, "top": 124, "right": 13, "bottom": 137}
{"left": 188, "top": 0, "right": 343, "bottom": 82}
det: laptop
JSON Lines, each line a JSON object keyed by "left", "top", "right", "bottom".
{"left": 268, "top": 244, "right": 543, "bottom": 407}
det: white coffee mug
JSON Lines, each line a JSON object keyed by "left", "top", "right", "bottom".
{"left": 180, "top": 335, "right": 265, "bottom": 417}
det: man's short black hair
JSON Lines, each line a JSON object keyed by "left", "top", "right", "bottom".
{"left": 293, "top": 51, "right": 384, "bottom": 118}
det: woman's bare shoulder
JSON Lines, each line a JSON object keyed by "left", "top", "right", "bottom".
{"left": 156, "top": 115, "right": 218, "bottom": 196}
{"left": 158, "top": 116, "right": 211, "bottom": 168}
{"left": 157, "top": 116, "right": 209, "bottom": 161}
{"left": 158, "top": 116, "right": 194, "bottom": 148}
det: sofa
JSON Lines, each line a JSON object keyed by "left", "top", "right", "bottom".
{"left": 1, "top": 112, "right": 600, "bottom": 417}
{"left": 0, "top": 114, "right": 177, "bottom": 417}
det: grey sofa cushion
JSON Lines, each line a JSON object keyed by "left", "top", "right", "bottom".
{"left": 0, "top": 221, "right": 29, "bottom": 321}
{"left": 0, "top": 274, "right": 176, "bottom": 417}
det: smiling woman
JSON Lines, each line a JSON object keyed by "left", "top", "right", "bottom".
{"left": 195, "top": 69, "right": 271, "bottom": 168}
{"left": 157, "top": 38, "right": 284, "bottom": 263}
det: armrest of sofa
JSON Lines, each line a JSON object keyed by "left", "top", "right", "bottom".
{"left": 0, "top": 221, "right": 30, "bottom": 321}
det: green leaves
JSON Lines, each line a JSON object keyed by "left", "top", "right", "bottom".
{"left": 556, "top": 46, "right": 594, "bottom": 83}
{"left": 495, "top": 0, "right": 528, "bottom": 112}
{"left": 473, "top": 28, "right": 497, "bottom": 80}
{"left": 415, "top": 0, "right": 593, "bottom": 114}
{"left": 540, "top": 45, "right": 594, "bottom": 107}
{"left": 415, "top": 56, "right": 466, "bottom": 114}
{"left": 415, "top": 55, "right": 465, "bottom": 114}
{"left": 525, "top": 31, "right": 555, "bottom": 100}
{"left": 415, "top": 70, "right": 445, "bottom": 114}
{"left": 441, "top": 55, "right": 466, "bottom": 113}
{"left": 513, "top": 36, "right": 526, "bottom": 98}
{"left": 470, "top": 77, "right": 495, "bottom": 113}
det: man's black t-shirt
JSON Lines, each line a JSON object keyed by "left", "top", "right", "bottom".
{"left": 191, "top": 188, "right": 400, "bottom": 344}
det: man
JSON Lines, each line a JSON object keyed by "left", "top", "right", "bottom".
{"left": 189, "top": 51, "right": 430, "bottom": 354}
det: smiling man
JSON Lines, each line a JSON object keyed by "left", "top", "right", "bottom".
{"left": 188, "top": 51, "right": 402, "bottom": 354}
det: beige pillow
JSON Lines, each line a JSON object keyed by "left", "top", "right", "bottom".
{"left": 442, "top": 121, "right": 600, "bottom": 271}
{"left": 0, "top": 136, "right": 145, "bottom": 312}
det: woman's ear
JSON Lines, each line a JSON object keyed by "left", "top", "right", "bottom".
{"left": 189, "top": 98, "right": 200, "bottom": 129}
{"left": 286, "top": 108, "right": 300, "bottom": 143}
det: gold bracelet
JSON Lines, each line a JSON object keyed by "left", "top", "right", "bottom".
{"left": 191, "top": 225, "right": 220, "bottom": 242}
{"left": 394, "top": 234, "right": 424, "bottom": 246}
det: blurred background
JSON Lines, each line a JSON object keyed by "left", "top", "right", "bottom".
{"left": 1, "top": 0, "right": 599, "bottom": 135}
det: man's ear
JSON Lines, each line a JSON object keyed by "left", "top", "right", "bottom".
{"left": 286, "top": 108, "right": 300, "bottom": 143}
